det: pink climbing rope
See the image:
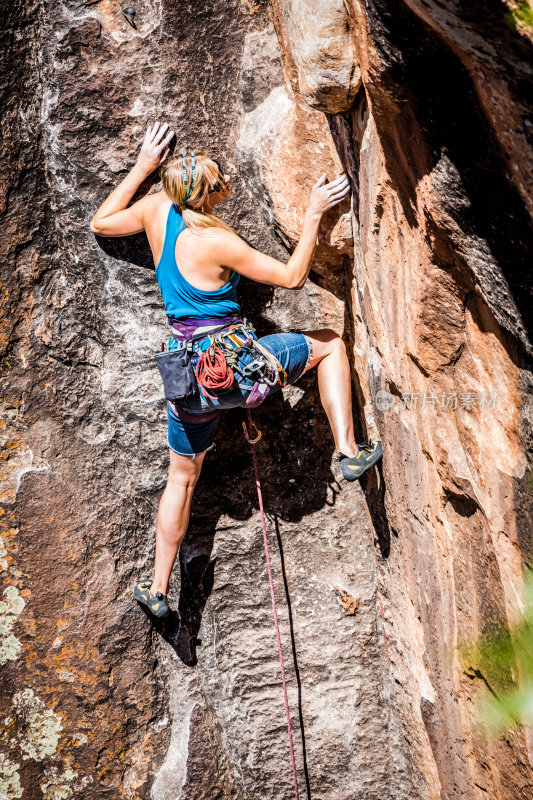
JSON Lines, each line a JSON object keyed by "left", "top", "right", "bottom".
{"left": 243, "top": 409, "right": 300, "bottom": 800}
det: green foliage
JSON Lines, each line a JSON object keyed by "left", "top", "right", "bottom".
{"left": 505, "top": 2, "right": 533, "bottom": 30}
{"left": 461, "top": 566, "right": 533, "bottom": 731}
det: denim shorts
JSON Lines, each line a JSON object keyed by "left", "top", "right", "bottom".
{"left": 166, "top": 331, "right": 312, "bottom": 457}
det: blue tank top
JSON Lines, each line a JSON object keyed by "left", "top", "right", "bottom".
{"left": 155, "top": 203, "right": 241, "bottom": 320}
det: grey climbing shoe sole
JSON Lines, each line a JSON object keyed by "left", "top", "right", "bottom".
{"left": 134, "top": 579, "right": 170, "bottom": 618}
{"left": 338, "top": 440, "right": 383, "bottom": 480}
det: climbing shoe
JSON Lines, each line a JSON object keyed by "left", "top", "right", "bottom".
{"left": 133, "top": 579, "right": 170, "bottom": 618}
{"left": 337, "top": 439, "right": 383, "bottom": 481}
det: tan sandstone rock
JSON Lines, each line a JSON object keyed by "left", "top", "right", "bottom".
{"left": 237, "top": 83, "right": 352, "bottom": 309}
{"left": 271, "top": 0, "right": 362, "bottom": 113}
{"left": 270, "top": 2, "right": 533, "bottom": 798}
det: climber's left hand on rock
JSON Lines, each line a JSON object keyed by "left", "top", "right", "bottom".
{"left": 136, "top": 121, "right": 175, "bottom": 174}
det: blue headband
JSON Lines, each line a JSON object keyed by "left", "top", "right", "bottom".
{"left": 182, "top": 152, "right": 195, "bottom": 201}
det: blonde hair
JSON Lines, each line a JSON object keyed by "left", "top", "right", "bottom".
{"left": 160, "top": 148, "right": 235, "bottom": 234}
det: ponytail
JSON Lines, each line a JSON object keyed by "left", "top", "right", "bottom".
{"left": 160, "top": 148, "right": 235, "bottom": 234}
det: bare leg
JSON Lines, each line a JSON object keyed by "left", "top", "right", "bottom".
{"left": 301, "top": 329, "right": 358, "bottom": 457}
{"left": 149, "top": 329, "right": 356, "bottom": 596}
{"left": 149, "top": 448, "right": 206, "bottom": 596}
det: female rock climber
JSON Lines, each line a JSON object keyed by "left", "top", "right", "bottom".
{"left": 90, "top": 120, "right": 383, "bottom": 618}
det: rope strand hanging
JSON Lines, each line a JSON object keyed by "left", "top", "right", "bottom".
{"left": 243, "top": 409, "right": 300, "bottom": 800}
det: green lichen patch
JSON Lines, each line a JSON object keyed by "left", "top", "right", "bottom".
{"left": 10, "top": 688, "right": 62, "bottom": 761}
{"left": 0, "top": 534, "right": 8, "bottom": 570}
{"left": 0, "top": 752, "right": 23, "bottom": 799}
{"left": 40, "top": 765, "right": 93, "bottom": 799}
{"left": 0, "top": 586, "right": 25, "bottom": 666}
{"left": 40, "top": 766, "right": 75, "bottom": 800}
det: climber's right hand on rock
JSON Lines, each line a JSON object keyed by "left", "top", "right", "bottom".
{"left": 308, "top": 173, "right": 351, "bottom": 216}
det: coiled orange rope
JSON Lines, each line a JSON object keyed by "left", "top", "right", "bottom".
{"left": 195, "top": 345, "right": 235, "bottom": 398}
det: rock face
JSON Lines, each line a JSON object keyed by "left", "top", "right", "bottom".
{"left": 1, "top": 2, "right": 532, "bottom": 800}
{"left": 271, "top": 0, "right": 361, "bottom": 112}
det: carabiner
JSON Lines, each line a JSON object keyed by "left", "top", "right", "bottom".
{"left": 261, "top": 368, "right": 279, "bottom": 387}
{"left": 242, "top": 419, "right": 262, "bottom": 443}
{"left": 241, "top": 358, "right": 266, "bottom": 376}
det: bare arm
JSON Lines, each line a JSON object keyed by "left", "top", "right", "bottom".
{"left": 90, "top": 121, "right": 174, "bottom": 236}
{"left": 217, "top": 174, "right": 351, "bottom": 289}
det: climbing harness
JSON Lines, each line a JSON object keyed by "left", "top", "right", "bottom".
{"left": 157, "top": 319, "right": 288, "bottom": 403}
{"left": 154, "top": 319, "right": 232, "bottom": 401}
{"left": 242, "top": 410, "right": 300, "bottom": 800}
{"left": 195, "top": 321, "right": 287, "bottom": 397}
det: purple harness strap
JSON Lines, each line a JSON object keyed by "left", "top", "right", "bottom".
{"left": 168, "top": 314, "right": 241, "bottom": 340}
{"left": 167, "top": 315, "right": 242, "bottom": 424}
{"left": 167, "top": 314, "right": 277, "bottom": 421}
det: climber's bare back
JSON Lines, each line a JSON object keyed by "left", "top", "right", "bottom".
{"left": 144, "top": 191, "right": 293, "bottom": 291}
{"left": 145, "top": 192, "right": 234, "bottom": 291}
